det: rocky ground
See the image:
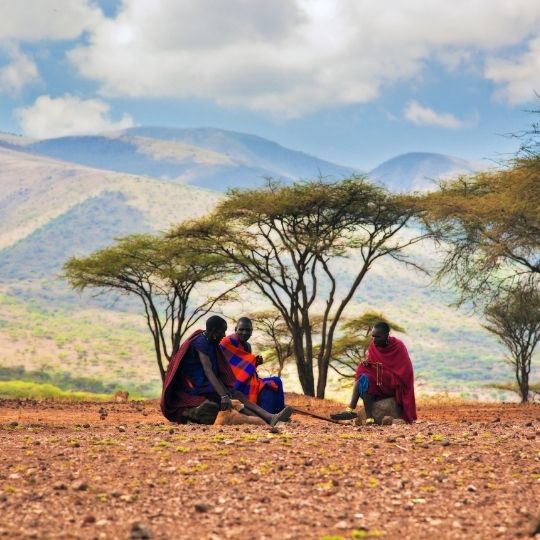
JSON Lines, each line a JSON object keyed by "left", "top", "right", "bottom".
{"left": 0, "top": 395, "right": 539, "bottom": 540}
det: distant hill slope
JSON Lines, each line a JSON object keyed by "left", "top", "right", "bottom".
{"left": 14, "top": 127, "right": 356, "bottom": 191}
{"left": 0, "top": 145, "right": 220, "bottom": 252}
{"left": 369, "top": 152, "right": 482, "bottom": 192}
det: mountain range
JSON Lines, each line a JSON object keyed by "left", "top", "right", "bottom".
{"left": 0, "top": 127, "right": 480, "bottom": 192}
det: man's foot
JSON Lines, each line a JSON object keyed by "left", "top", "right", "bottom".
{"left": 365, "top": 417, "right": 376, "bottom": 425}
{"left": 330, "top": 410, "right": 358, "bottom": 421}
{"left": 182, "top": 400, "right": 219, "bottom": 425}
{"left": 270, "top": 406, "right": 293, "bottom": 427}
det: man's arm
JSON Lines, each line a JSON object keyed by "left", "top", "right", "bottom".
{"left": 197, "top": 350, "right": 232, "bottom": 410}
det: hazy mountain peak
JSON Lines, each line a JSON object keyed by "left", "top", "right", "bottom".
{"left": 369, "top": 151, "right": 483, "bottom": 192}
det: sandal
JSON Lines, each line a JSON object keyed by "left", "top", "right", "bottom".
{"left": 330, "top": 410, "right": 358, "bottom": 421}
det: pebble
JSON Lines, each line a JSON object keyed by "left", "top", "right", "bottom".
{"left": 466, "top": 484, "right": 477, "bottom": 492}
{"left": 53, "top": 482, "right": 67, "bottom": 490}
{"left": 195, "top": 503, "right": 211, "bottom": 513}
{"left": 71, "top": 480, "right": 88, "bottom": 491}
{"left": 117, "top": 425, "right": 126, "bottom": 433}
{"left": 131, "top": 522, "right": 151, "bottom": 539}
{"left": 82, "top": 515, "right": 96, "bottom": 525}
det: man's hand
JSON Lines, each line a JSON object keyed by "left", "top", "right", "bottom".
{"left": 255, "top": 355, "right": 264, "bottom": 366}
{"left": 220, "top": 395, "right": 232, "bottom": 411}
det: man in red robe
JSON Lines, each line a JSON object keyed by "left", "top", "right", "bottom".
{"left": 161, "top": 315, "right": 293, "bottom": 426}
{"left": 331, "top": 321, "right": 417, "bottom": 424}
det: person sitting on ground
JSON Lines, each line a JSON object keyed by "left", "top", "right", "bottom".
{"left": 160, "top": 315, "right": 293, "bottom": 426}
{"left": 330, "top": 321, "right": 416, "bottom": 424}
{"left": 220, "top": 317, "right": 285, "bottom": 414}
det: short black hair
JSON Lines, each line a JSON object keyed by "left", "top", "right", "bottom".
{"left": 236, "top": 317, "right": 252, "bottom": 327}
{"left": 206, "top": 315, "right": 227, "bottom": 333}
{"left": 373, "top": 321, "right": 390, "bottom": 334}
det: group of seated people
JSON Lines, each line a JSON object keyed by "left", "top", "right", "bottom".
{"left": 161, "top": 315, "right": 292, "bottom": 426}
{"left": 160, "top": 316, "right": 416, "bottom": 426}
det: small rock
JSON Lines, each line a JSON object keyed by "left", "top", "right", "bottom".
{"left": 117, "top": 425, "right": 126, "bottom": 433}
{"left": 82, "top": 515, "right": 96, "bottom": 525}
{"left": 8, "top": 421, "right": 18, "bottom": 428}
{"left": 82, "top": 423, "right": 90, "bottom": 428}
{"left": 53, "top": 482, "right": 67, "bottom": 491}
{"left": 269, "top": 426, "right": 280, "bottom": 434}
{"left": 452, "top": 520, "right": 462, "bottom": 529}
{"left": 131, "top": 522, "right": 151, "bottom": 539}
{"left": 335, "top": 520, "right": 348, "bottom": 529}
{"left": 194, "top": 503, "right": 211, "bottom": 513}
{"left": 96, "top": 519, "right": 109, "bottom": 527}
{"left": 71, "top": 480, "right": 88, "bottom": 491}
{"left": 441, "top": 439, "right": 450, "bottom": 446}
{"left": 404, "top": 502, "right": 414, "bottom": 511}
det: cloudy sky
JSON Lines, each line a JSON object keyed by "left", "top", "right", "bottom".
{"left": 1, "top": 0, "right": 540, "bottom": 168}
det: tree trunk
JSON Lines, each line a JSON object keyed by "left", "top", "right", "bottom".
{"left": 291, "top": 330, "right": 314, "bottom": 395}
{"left": 518, "top": 361, "right": 529, "bottom": 403}
{"left": 316, "top": 349, "right": 330, "bottom": 399}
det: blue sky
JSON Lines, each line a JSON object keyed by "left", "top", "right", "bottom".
{"left": 1, "top": 0, "right": 540, "bottom": 169}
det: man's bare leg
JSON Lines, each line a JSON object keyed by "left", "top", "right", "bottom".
{"left": 230, "top": 390, "right": 291, "bottom": 425}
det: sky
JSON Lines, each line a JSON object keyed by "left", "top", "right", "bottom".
{"left": 1, "top": 0, "right": 540, "bottom": 170}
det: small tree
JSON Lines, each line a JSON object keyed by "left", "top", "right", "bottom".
{"left": 330, "top": 311, "right": 405, "bottom": 378}
{"left": 64, "top": 233, "right": 238, "bottom": 381}
{"left": 173, "top": 177, "right": 426, "bottom": 397}
{"left": 483, "top": 280, "right": 540, "bottom": 403}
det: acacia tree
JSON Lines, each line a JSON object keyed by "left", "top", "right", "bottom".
{"left": 483, "top": 281, "right": 540, "bottom": 403}
{"left": 172, "top": 177, "right": 426, "bottom": 397}
{"left": 416, "top": 151, "right": 540, "bottom": 307}
{"left": 64, "top": 233, "right": 238, "bottom": 381}
{"left": 329, "top": 311, "right": 405, "bottom": 378}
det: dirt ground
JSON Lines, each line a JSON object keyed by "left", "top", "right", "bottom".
{"left": 1, "top": 394, "right": 539, "bottom": 540}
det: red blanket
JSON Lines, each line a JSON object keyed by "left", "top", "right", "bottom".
{"left": 160, "top": 330, "right": 236, "bottom": 422}
{"left": 220, "top": 334, "right": 277, "bottom": 403}
{"left": 355, "top": 336, "right": 417, "bottom": 423}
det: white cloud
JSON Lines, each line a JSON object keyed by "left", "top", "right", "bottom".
{"left": 0, "top": 0, "right": 102, "bottom": 41}
{"left": 64, "top": 0, "right": 540, "bottom": 116}
{"left": 15, "top": 95, "right": 134, "bottom": 138}
{"left": 0, "top": 44, "right": 39, "bottom": 95}
{"left": 403, "top": 101, "right": 470, "bottom": 129}
{"left": 485, "top": 37, "right": 540, "bottom": 104}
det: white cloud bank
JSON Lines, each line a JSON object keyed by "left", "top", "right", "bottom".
{"left": 485, "top": 36, "right": 540, "bottom": 104}
{"left": 404, "top": 101, "right": 470, "bottom": 129}
{"left": 15, "top": 95, "right": 134, "bottom": 138}
{"left": 63, "top": 0, "right": 540, "bottom": 116}
{"left": 0, "top": 45, "right": 39, "bottom": 95}
{"left": 0, "top": 0, "right": 102, "bottom": 41}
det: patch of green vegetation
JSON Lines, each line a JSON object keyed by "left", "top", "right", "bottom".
{"left": 0, "top": 380, "right": 110, "bottom": 400}
{"left": 0, "top": 365, "right": 150, "bottom": 398}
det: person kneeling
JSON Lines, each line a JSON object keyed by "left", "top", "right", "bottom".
{"left": 160, "top": 315, "right": 293, "bottom": 426}
{"left": 331, "top": 322, "right": 416, "bottom": 424}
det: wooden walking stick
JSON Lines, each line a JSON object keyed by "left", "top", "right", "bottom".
{"left": 292, "top": 406, "right": 348, "bottom": 425}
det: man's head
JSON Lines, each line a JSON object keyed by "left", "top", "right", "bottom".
{"left": 206, "top": 315, "right": 227, "bottom": 343}
{"left": 371, "top": 321, "right": 390, "bottom": 348}
{"left": 235, "top": 317, "right": 253, "bottom": 344}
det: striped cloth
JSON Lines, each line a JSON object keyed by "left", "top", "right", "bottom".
{"left": 220, "top": 334, "right": 277, "bottom": 404}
